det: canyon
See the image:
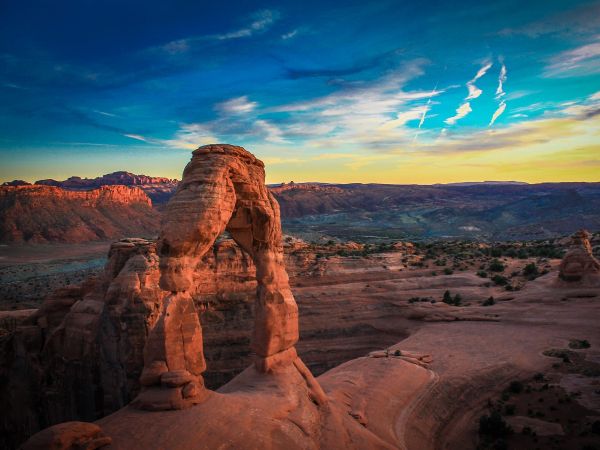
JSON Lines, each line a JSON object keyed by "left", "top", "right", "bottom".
{"left": 2, "top": 175, "right": 600, "bottom": 245}
{"left": 0, "top": 146, "right": 599, "bottom": 449}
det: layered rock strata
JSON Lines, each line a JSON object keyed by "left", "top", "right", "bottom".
{"left": 136, "top": 144, "right": 301, "bottom": 409}
{"left": 0, "top": 185, "right": 158, "bottom": 243}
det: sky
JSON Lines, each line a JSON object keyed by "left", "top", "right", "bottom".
{"left": 1, "top": 0, "right": 599, "bottom": 184}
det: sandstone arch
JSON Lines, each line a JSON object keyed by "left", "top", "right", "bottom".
{"left": 136, "top": 145, "right": 300, "bottom": 410}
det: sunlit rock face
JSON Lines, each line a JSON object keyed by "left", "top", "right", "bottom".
{"left": 558, "top": 229, "right": 600, "bottom": 282}
{"left": 0, "top": 184, "right": 158, "bottom": 243}
{"left": 136, "top": 144, "right": 301, "bottom": 410}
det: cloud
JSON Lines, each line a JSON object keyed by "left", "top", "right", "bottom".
{"left": 495, "top": 63, "right": 507, "bottom": 99}
{"left": 497, "top": 3, "right": 600, "bottom": 38}
{"left": 445, "top": 102, "right": 472, "bottom": 125}
{"left": 445, "top": 61, "right": 492, "bottom": 126}
{"left": 545, "top": 36, "right": 600, "bottom": 77}
{"left": 216, "top": 9, "right": 280, "bottom": 40}
{"left": 466, "top": 61, "right": 492, "bottom": 100}
{"left": 281, "top": 29, "right": 299, "bottom": 40}
{"left": 156, "top": 9, "right": 280, "bottom": 55}
{"left": 489, "top": 101, "right": 506, "bottom": 127}
{"left": 162, "top": 123, "right": 219, "bottom": 149}
{"left": 255, "top": 120, "right": 287, "bottom": 143}
{"left": 215, "top": 96, "right": 257, "bottom": 114}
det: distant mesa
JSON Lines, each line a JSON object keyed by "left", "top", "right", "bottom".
{"left": 1, "top": 179, "right": 31, "bottom": 186}
{"left": 269, "top": 181, "right": 344, "bottom": 194}
{"left": 0, "top": 184, "right": 159, "bottom": 243}
{"left": 34, "top": 171, "right": 179, "bottom": 188}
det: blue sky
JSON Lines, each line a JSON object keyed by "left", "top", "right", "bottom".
{"left": 1, "top": 0, "right": 599, "bottom": 183}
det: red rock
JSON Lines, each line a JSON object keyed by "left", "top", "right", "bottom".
{"left": 20, "top": 421, "right": 111, "bottom": 450}
{"left": 559, "top": 229, "right": 600, "bottom": 282}
{"left": 0, "top": 185, "right": 158, "bottom": 243}
{"left": 143, "top": 144, "right": 301, "bottom": 404}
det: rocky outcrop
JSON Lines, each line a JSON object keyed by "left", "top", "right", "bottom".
{"left": 270, "top": 181, "right": 344, "bottom": 194}
{"left": 1, "top": 179, "right": 31, "bottom": 186}
{"left": 558, "top": 229, "right": 600, "bottom": 283}
{"left": 35, "top": 171, "right": 179, "bottom": 204}
{"left": 136, "top": 144, "right": 303, "bottom": 410}
{"left": 0, "top": 185, "right": 159, "bottom": 243}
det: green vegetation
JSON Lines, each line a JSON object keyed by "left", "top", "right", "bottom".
{"left": 443, "top": 267, "right": 454, "bottom": 275}
{"left": 491, "top": 275, "right": 508, "bottom": 286}
{"left": 488, "top": 259, "right": 505, "bottom": 272}
{"left": 568, "top": 339, "right": 591, "bottom": 349}
{"left": 482, "top": 296, "right": 495, "bottom": 306}
{"left": 442, "top": 290, "right": 462, "bottom": 306}
{"left": 522, "top": 262, "right": 539, "bottom": 279}
{"left": 479, "top": 411, "right": 512, "bottom": 438}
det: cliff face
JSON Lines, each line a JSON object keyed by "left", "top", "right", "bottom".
{"left": 0, "top": 185, "right": 159, "bottom": 243}
{"left": 35, "top": 171, "right": 179, "bottom": 204}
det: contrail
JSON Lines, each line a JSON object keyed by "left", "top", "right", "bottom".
{"left": 418, "top": 82, "right": 438, "bottom": 129}
{"left": 495, "top": 63, "right": 507, "bottom": 99}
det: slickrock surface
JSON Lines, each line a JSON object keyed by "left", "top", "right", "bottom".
{"left": 558, "top": 229, "right": 600, "bottom": 284}
{"left": 0, "top": 185, "right": 159, "bottom": 243}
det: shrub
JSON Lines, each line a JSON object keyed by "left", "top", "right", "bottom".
{"left": 523, "top": 262, "right": 539, "bottom": 279}
{"left": 479, "top": 411, "right": 512, "bottom": 438}
{"left": 492, "top": 275, "right": 508, "bottom": 286}
{"left": 443, "top": 267, "right": 454, "bottom": 275}
{"left": 489, "top": 259, "right": 505, "bottom": 272}
{"left": 568, "top": 339, "right": 591, "bottom": 349}
{"left": 443, "top": 290, "right": 452, "bottom": 304}
{"left": 517, "top": 248, "right": 528, "bottom": 259}
{"left": 477, "top": 270, "right": 488, "bottom": 278}
{"left": 482, "top": 296, "right": 495, "bottom": 306}
{"left": 490, "top": 248, "right": 503, "bottom": 257}
{"left": 508, "top": 381, "right": 524, "bottom": 394}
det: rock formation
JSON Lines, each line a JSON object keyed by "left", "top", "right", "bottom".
{"left": 0, "top": 185, "right": 159, "bottom": 243}
{"left": 136, "top": 144, "right": 303, "bottom": 410}
{"left": 35, "top": 171, "right": 179, "bottom": 204}
{"left": 558, "top": 229, "right": 600, "bottom": 282}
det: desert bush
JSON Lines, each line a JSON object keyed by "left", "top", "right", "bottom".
{"left": 443, "top": 267, "right": 454, "bottom": 275}
{"left": 482, "top": 296, "right": 495, "bottom": 306}
{"left": 491, "top": 275, "right": 508, "bottom": 286}
{"left": 568, "top": 339, "right": 591, "bottom": 349}
{"left": 479, "top": 411, "right": 512, "bottom": 438}
{"left": 489, "top": 259, "right": 505, "bottom": 272}
{"left": 508, "top": 381, "right": 523, "bottom": 394}
{"left": 523, "top": 262, "right": 539, "bottom": 280}
{"left": 477, "top": 270, "right": 488, "bottom": 278}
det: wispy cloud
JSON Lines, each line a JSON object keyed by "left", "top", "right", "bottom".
{"left": 418, "top": 83, "right": 438, "bottom": 129}
{"left": 281, "top": 29, "right": 299, "bottom": 40}
{"left": 445, "top": 103, "right": 472, "bottom": 125}
{"left": 215, "top": 96, "right": 257, "bottom": 114}
{"left": 216, "top": 9, "right": 280, "bottom": 40}
{"left": 124, "top": 133, "right": 152, "bottom": 143}
{"left": 445, "top": 61, "right": 491, "bottom": 125}
{"left": 489, "top": 61, "right": 508, "bottom": 127}
{"left": 156, "top": 9, "right": 280, "bottom": 55}
{"left": 466, "top": 61, "right": 492, "bottom": 100}
{"left": 255, "top": 119, "right": 287, "bottom": 143}
{"left": 495, "top": 62, "right": 507, "bottom": 99}
{"left": 545, "top": 35, "right": 600, "bottom": 77}
{"left": 489, "top": 102, "right": 506, "bottom": 127}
